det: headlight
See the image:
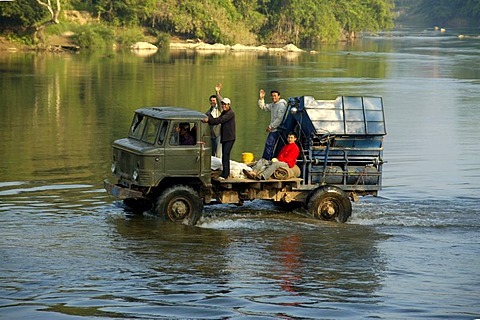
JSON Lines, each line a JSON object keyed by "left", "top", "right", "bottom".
{"left": 111, "top": 163, "right": 116, "bottom": 173}
{"left": 132, "top": 170, "right": 139, "bottom": 181}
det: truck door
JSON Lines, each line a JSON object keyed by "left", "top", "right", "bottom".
{"left": 164, "top": 121, "right": 203, "bottom": 175}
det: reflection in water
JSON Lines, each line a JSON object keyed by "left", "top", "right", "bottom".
{"left": 111, "top": 214, "right": 230, "bottom": 280}
{"left": 108, "top": 208, "right": 386, "bottom": 318}
{"left": 0, "top": 182, "right": 478, "bottom": 318}
{"left": 276, "top": 234, "right": 302, "bottom": 295}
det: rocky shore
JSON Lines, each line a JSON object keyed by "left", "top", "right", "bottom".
{"left": 0, "top": 35, "right": 306, "bottom": 54}
{"left": 168, "top": 41, "right": 304, "bottom": 53}
{"left": 129, "top": 40, "right": 306, "bottom": 55}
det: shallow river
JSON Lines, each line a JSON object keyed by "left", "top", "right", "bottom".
{"left": 1, "top": 27, "right": 479, "bottom": 319}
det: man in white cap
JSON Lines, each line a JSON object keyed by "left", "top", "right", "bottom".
{"left": 203, "top": 96, "right": 236, "bottom": 180}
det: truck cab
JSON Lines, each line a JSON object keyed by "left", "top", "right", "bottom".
{"left": 110, "top": 107, "right": 212, "bottom": 187}
{"left": 106, "top": 107, "right": 213, "bottom": 224}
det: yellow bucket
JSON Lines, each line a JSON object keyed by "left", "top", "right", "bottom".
{"left": 242, "top": 152, "right": 254, "bottom": 164}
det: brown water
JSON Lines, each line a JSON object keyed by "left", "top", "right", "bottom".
{"left": 1, "top": 28, "right": 479, "bottom": 319}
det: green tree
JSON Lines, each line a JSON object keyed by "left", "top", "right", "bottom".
{"left": 334, "top": 0, "right": 394, "bottom": 38}
{"left": 233, "top": 0, "right": 265, "bottom": 33}
{"left": 260, "top": 0, "right": 393, "bottom": 45}
{"left": 34, "top": 0, "right": 62, "bottom": 40}
{"left": 0, "top": 0, "right": 46, "bottom": 34}
{"left": 139, "top": 0, "right": 257, "bottom": 44}
{"left": 464, "top": 0, "right": 480, "bottom": 17}
{"left": 1, "top": 0, "right": 397, "bottom": 47}
{"left": 95, "top": 0, "right": 140, "bottom": 26}
{"left": 258, "top": 0, "right": 339, "bottom": 45}
{"left": 413, "top": 0, "right": 480, "bottom": 25}
{"left": 0, "top": 0, "right": 62, "bottom": 43}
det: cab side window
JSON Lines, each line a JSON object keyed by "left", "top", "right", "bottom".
{"left": 158, "top": 121, "right": 168, "bottom": 145}
{"left": 169, "top": 122, "right": 196, "bottom": 146}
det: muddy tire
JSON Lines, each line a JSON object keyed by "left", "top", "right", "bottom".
{"left": 307, "top": 186, "right": 352, "bottom": 223}
{"left": 155, "top": 185, "right": 203, "bottom": 226}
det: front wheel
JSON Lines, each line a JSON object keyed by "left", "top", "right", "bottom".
{"left": 155, "top": 185, "right": 203, "bottom": 226}
{"left": 307, "top": 186, "right": 352, "bottom": 223}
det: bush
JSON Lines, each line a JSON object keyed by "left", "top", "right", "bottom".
{"left": 115, "top": 27, "right": 144, "bottom": 48}
{"left": 148, "top": 29, "right": 170, "bottom": 48}
{"left": 71, "top": 24, "right": 114, "bottom": 49}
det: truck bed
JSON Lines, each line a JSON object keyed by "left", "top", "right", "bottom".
{"left": 210, "top": 176, "right": 306, "bottom": 204}
{"left": 215, "top": 176, "right": 303, "bottom": 186}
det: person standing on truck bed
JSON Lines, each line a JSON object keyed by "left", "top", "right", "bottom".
{"left": 203, "top": 97, "right": 236, "bottom": 180}
{"left": 258, "top": 89, "right": 288, "bottom": 160}
{"left": 206, "top": 83, "right": 223, "bottom": 158}
{"left": 243, "top": 132, "right": 300, "bottom": 180}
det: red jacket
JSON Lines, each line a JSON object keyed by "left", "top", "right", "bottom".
{"left": 277, "top": 142, "right": 300, "bottom": 168}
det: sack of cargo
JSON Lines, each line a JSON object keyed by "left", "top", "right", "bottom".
{"left": 273, "top": 165, "right": 300, "bottom": 180}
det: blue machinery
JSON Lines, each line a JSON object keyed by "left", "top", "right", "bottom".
{"left": 275, "top": 96, "right": 386, "bottom": 194}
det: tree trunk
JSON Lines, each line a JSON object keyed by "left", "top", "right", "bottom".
{"left": 36, "top": 0, "right": 61, "bottom": 24}
{"left": 33, "top": 0, "right": 62, "bottom": 44}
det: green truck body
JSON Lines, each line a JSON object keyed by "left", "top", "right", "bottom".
{"left": 104, "top": 96, "right": 386, "bottom": 225}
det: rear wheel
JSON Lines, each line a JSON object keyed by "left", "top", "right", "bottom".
{"left": 155, "top": 185, "right": 203, "bottom": 226}
{"left": 307, "top": 186, "right": 352, "bottom": 223}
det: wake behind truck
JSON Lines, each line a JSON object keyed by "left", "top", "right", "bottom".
{"left": 104, "top": 95, "right": 386, "bottom": 225}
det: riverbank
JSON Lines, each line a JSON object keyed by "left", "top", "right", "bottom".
{"left": 168, "top": 41, "right": 304, "bottom": 53}
{"left": 0, "top": 36, "right": 26, "bottom": 52}
{"left": 0, "top": 34, "right": 305, "bottom": 53}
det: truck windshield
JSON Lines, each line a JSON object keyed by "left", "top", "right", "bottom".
{"left": 129, "top": 114, "right": 163, "bottom": 145}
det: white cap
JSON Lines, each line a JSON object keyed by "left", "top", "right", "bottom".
{"left": 221, "top": 97, "right": 231, "bottom": 104}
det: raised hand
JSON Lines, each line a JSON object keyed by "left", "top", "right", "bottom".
{"left": 259, "top": 89, "right": 265, "bottom": 99}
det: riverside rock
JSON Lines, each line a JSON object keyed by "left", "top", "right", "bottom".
{"left": 130, "top": 42, "right": 158, "bottom": 50}
{"left": 169, "top": 41, "right": 303, "bottom": 53}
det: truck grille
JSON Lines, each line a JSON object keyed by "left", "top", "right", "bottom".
{"left": 114, "top": 148, "right": 154, "bottom": 186}
{"left": 116, "top": 150, "right": 133, "bottom": 176}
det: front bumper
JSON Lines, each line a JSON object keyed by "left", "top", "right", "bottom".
{"left": 103, "top": 179, "right": 144, "bottom": 199}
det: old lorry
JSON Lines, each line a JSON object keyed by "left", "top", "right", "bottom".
{"left": 104, "top": 95, "right": 386, "bottom": 225}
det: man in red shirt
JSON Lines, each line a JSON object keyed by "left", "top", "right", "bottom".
{"left": 244, "top": 132, "right": 300, "bottom": 180}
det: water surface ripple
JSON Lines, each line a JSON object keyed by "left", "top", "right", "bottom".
{"left": 1, "top": 27, "right": 480, "bottom": 319}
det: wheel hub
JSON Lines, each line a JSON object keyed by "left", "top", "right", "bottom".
{"left": 320, "top": 202, "right": 336, "bottom": 218}
{"left": 170, "top": 200, "right": 188, "bottom": 219}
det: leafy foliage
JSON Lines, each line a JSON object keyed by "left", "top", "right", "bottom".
{"left": 0, "top": 0, "right": 46, "bottom": 33}
{"left": 115, "top": 27, "right": 145, "bottom": 47}
{"left": 1, "top": 0, "right": 399, "bottom": 46}
{"left": 71, "top": 24, "right": 115, "bottom": 49}
{"left": 414, "top": 0, "right": 480, "bottom": 24}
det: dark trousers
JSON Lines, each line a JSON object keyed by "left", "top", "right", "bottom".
{"left": 221, "top": 140, "right": 235, "bottom": 178}
{"left": 262, "top": 131, "right": 279, "bottom": 160}
{"left": 211, "top": 136, "right": 221, "bottom": 157}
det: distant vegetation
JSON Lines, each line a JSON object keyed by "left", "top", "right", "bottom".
{"left": 0, "top": 0, "right": 395, "bottom": 48}
{"left": 1, "top": 0, "right": 478, "bottom": 50}
{"left": 395, "top": 0, "right": 480, "bottom": 27}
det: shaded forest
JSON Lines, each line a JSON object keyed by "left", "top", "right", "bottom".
{"left": 0, "top": 0, "right": 395, "bottom": 47}
{"left": 0, "top": 0, "right": 479, "bottom": 49}
{"left": 395, "top": 0, "right": 480, "bottom": 27}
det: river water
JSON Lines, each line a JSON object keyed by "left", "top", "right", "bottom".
{"left": 1, "top": 28, "right": 479, "bottom": 319}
